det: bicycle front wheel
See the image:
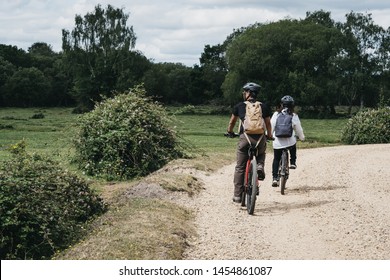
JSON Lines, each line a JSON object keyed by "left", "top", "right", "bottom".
{"left": 246, "top": 160, "right": 258, "bottom": 214}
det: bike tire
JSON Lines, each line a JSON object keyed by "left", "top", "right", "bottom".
{"left": 280, "top": 151, "right": 287, "bottom": 195}
{"left": 241, "top": 191, "right": 246, "bottom": 207}
{"left": 280, "top": 175, "right": 286, "bottom": 195}
{"left": 246, "top": 160, "right": 257, "bottom": 214}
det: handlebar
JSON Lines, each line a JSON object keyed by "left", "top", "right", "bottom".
{"left": 224, "top": 132, "right": 274, "bottom": 141}
{"left": 224, "top": 132, "right": 239, "bottom": 138}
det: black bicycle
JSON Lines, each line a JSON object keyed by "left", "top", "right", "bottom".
{"left": 225, "top": 132, "right": 259, "bottom": 214}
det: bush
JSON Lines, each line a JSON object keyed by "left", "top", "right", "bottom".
{"left": 0, "top": 143, "right": 107, "bottom": 259}
{"left": 30, "top": 112, "right": 45, "bottom": 119}
{"left": 73, "top": 85, "right": 184, "bottom": 180}
{"left": 341, "top": 107, "right": 390, "bottom": 144}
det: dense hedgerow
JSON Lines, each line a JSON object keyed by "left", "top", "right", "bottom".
{"left": 341, "top": 107, "right": 390, "bottom": 144}
{"left": 0, "top": 143, "right": 107, "bottom": 259}
{"left": 73, "top": 85, "right": 184, "bottom": 180}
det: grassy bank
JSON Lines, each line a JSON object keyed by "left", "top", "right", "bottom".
{"left": 0, "top": 107, "right": 347, "bottom": 259}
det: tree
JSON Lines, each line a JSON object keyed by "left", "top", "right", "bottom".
{"left": 62, "top": 4, "right": 137, "bottom": 111}
{"left": 0, "top": 44, "right": 31, "bottom": 68}
{"left": 377, "top": 27, "right": 390, "bottom": 107}
{"left": 223, "top": 18, "right": 344, "bottom": 114}
{"left": 0, "top": 57, "right": 16, "bottom": 106}
{"left": 143, "top": 62, "right": 202, "bottom": 104}
{"left": 305, "top": 10, "right": 335, "bottom": 28}
{"left": 3, "top": 67, "right": 49, "bottom": 107}
{"left": 28, "top": 42, "right": 57, "bottom": 71}
{"left": 199, "top": 44, "right": 227, "bottom": 101}
{"left": 27, "top": 42, "right": 74, "bottom": 106}
{"left": 337, "top": 12, "right": 385, "bottom": 113}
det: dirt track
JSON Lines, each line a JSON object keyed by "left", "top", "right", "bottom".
{"left": 182, "top": 144, "right": 390, "bottom": 260}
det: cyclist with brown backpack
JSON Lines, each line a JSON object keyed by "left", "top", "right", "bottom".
{"left": 226, "top": 82, "right": 273, "bottom": 203}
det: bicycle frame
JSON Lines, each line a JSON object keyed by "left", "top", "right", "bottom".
{"left": 244, "top": 146, "right": 257, "bottom": 186}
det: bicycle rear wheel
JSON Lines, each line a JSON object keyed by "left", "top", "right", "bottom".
{"left": 280, "top": 150, "right": 288, "bottom": 195}
{"left": 246, "top": 160, "right": 258, "bottom": 214}
{"left": 241, "top": 191, "right": 246, "bottom": 207}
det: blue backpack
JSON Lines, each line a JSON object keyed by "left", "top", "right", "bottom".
{"left": 274, "top": 109, "right": 293, "bottom": 137}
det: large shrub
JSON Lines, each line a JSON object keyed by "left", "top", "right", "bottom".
{"left": 0, "top": 143, "right": 106, "bottom": 259}
{"left": 74, "top": 85, "right": 184, "bottom": 180}
{"left": 341, "top": 107, "right": 390, "bottom": 144}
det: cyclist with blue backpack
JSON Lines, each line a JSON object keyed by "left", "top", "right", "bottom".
{"left": 271, "top": 95, "right": 305, "bottom": 187}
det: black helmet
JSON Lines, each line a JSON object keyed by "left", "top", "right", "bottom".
{"left": 242, "top": 82, "right": 261, "bottom": 96}
{"left": 281, "top": 95, "right": 294, "bottom": 107}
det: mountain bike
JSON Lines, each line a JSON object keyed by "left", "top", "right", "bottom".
{"left": 225, "top": 132, "right": 261, "bottom": 215}
{"left": 278, "top": 148, "right": 290, "bottom": 195}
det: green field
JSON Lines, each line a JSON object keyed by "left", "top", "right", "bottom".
{"left": 0, "top": 108, "right": 78, "bottom": 161}
{"left": 0, "top": 107, "right": 347, "bottom": 163}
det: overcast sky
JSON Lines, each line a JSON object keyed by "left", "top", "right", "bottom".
{"left": 1, "top": 1, "right": 390, "bottom": 66}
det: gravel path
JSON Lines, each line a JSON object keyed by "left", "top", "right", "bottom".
{"left": 182, "top": 144, "right": 390, "bottom": 260}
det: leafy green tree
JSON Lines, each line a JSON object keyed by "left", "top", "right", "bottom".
{"left": 337, "top": 12, "right": 385, "bottom": 113}
{"left": 199, "top": 44, "right": 227, "bottom": 101}
{"left": 305, "top": 10, "right": 335, "bottom": 28}
{"left": 0, "top": 57, "right": 16, "bottom": 106}
{"left": 28, "top": 42, "right": 74, "bottom": 106}
{"left": 0, "top": 44, "right": 31, "bottom": 68}
{"left": 28, "top": 42, "right": 57, "bottom": 70}
{"left": 376, "top": 27, "right": 390, "bottom": 108}
{"left": 62, "top": 4, "right": 137, "bottom": 111}
{"left": 143, "top": 63, "right": 170, "bottom": 102}
{"left": 143, "top": 62, "right": 202, "bottom": 104}
{"left": 224, "top": 18, "right": 344, "bottom": 114}
{"left": 115, "top": 50, "right": 152, "bottom": 91}
{"left": 3, "top": 67, "right": 49, "bottom": 107}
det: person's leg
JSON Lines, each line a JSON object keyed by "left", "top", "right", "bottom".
{"left": 233, "top": 135, "right": 248, "bottom": 201}
{"left": 255, "top": 134, "right": 267, "bottom": 180}
{"left": 272, "top": 148, "right": 282, "bottom": 186}
{"left": 289, "top": 144, "right": 297, "bottom": 168}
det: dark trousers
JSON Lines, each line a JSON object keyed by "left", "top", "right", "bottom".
{"left": 272, "top": 144, "right": 297, "bottom": 179}
{"left": 233, "top": 134, "right": 267, "bottom": 197}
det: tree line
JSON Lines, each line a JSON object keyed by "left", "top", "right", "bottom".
{"left": 0, "top": 5, "right": 389, "bottom": 117}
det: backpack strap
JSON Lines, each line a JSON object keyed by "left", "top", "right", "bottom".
{"left": 243, "top": 132, "right": 264, "bottom": 154}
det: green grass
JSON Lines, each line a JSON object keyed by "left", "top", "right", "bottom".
{"left": 0, "top": 107, "right": 348, "bottom": 163}
{"left": 300, "top": 118, "right": 346, "bottom": 146}
{"left": 0, "top": 107, "right": 78, "bottom": 162}
{"left": 176, "top": 114, "right": 347, "bottom": 152}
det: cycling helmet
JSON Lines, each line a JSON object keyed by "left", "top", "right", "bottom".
{"left": 281, "top": 95, "right": 294, "bottom": 107}
{"left": 242, "top": 82, "right": 261, "bottom": 96}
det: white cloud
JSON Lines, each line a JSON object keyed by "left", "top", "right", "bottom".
{"left": 0, "top": 0, "right": 390, "bottom": 66}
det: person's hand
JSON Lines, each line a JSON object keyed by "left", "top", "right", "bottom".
{"left": 266, "top": 135, "right": 274, "bottom": 141}
{"left": 225, "top": 131, "right": 236, "bottom": 138}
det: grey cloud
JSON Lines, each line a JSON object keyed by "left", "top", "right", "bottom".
{"left": 1, "top": 0, "right": 390, "bottom": 66}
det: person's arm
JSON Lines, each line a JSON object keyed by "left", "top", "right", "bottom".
{"left": 227, "top": 114, "right": 239, "bottom": 133}
{"left": 264, "top": 116, "right": 272, "bottom": 139}
{"left": 293, "top": 115, "right": 305, "bottom": 141}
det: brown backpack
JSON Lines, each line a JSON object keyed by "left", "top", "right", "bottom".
{"left": 242, "top": 101, "right": 265, "bottom": 134}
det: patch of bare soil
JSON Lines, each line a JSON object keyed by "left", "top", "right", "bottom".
{"left": 181, "top": 144, "right": 390, "bottom": 260}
